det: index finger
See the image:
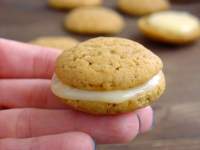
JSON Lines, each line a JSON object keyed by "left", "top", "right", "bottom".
{"left": 0, "top": 38, "right": 60, "bottom": 79}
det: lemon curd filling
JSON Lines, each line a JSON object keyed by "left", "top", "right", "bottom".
{"left": 51, "top": 71, "right": 162, "bottom": 103}
{"left": 148, "top": 11, "right": 200, "bottom": 34}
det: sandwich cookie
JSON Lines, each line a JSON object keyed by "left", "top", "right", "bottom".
{"left": 49, "top": 0, "right": 102, "bottom": 10}
{"left": 117, "top": 0, "right": 170, "bottom": 16}
{"left": 138, "top": 11, "right": 200, "bottom": 44}
{"left": 51, "top": 37, "right": 166, "bottom": 115}
{"left": 64, "top": 7, "right": 125, "bottom": 35}
{"left": 31, "top": 36, "right": 79, "bottom": 51}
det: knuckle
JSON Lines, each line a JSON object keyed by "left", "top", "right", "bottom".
{"left": 0, "top": 140, "right": 4, "bottom": 150}
{"left": 0, "top": 139, "right": 12, "bottom": 150}
{"left": 61, "top": 132, "right": 94, "bottom": 150}
{"left": 16, "top": 109, "right": 33, "bottom": 138}
{"left": 28, "top": 137, "right": 41, "bottom": 150}
{"left": 27, "top": 82, "right": 48, "bottom": 108}
{"left": 32, "top": 50, "right": 53, "bottom": 78}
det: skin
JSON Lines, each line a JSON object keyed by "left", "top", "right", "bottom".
{"left": 0, "top": 38, "right": 153, "bottom": 150}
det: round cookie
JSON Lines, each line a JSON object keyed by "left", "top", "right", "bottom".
{"left": 49, "top": 0, "right": 102, "bottom": 10}
{"left": 51, "top": 37, "right": 166, "bottom": 115}
{"left": 31, "top": 36, "right": 79, "bottom": 50}
{"left": 138, "top": 11, "right": 200, "bottom": 44}
{"left": 64, "top": 7, "right": 125, "bottom": 34}
{"left": 117, "top": 0, "right": 170, "bottom": 16}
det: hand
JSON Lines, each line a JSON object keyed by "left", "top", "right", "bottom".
{"left": 0, "top": 38, "right": 153, "bottom": 150}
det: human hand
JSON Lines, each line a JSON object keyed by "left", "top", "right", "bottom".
{"left": 0, "top": 38, "right": 153, "bottom": 150}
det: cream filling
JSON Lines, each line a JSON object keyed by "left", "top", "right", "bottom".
{"left": 148, "top": 11, "right": 200, "bottom": 34}
{"left": 51, "top": 71, "right": 162, "bottom": 103}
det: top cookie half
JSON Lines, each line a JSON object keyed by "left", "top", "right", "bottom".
{"left": 55, "top": 37, "right": 163, "bottom": 91}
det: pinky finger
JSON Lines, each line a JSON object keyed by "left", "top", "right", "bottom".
{"left": 0, "top": 132, "right": 95, "bottom": 150}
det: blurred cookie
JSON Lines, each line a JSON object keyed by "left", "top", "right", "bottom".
{"left": 64, "top": 7, "right": 125, "bottom": 34}
{"left": 31, "top": 36, "right": 79, "bottom": 50}
{"left": 51, "top": 37, "right": 166, "bottom": 115}
{"left": 49, "top": 0, "right": 102, "bottom": 10}
{"left": 117, "top": 0, "right": 170, "bottom": 16}
{"left": 138, "top": 11, "right": 200, "bottom": 44}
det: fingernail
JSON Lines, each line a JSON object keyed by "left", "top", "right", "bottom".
{"left": 151, "top": 111, "right": 156, "bottom": 129}
{"left": 136, "top": 114, "right": 142, "bottom": 133}
{"left": 93, "top": 139, "right": 96, "bottom": 150}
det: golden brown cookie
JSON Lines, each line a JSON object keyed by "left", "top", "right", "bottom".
{"left": 31, "top": 36, "right": 79, "bottom": 50}
{"left": 117, "top": 0, "right": 170, "bottom": 16}
{"left": 49, "top": 0, "right": 102, "bottom": 10}
{"left": 51, "top": 37, "right": 166, "bottom": 115}
{"left": 64, "top": 7, "right": 125, "bottom": 34}
{"left": 138, "top": 11, "right": 200, "bottom": 44}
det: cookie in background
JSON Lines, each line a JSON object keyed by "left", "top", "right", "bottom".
{"left": 49, "top": 0, "right": 102, "bottom": 10}
{"left": 31, "top": 36, "right": 79, "bottom": 50}
{"left": 64, "top": 7, "right": 125, "bottom": 35}
{"left": 138, "top": 11, "right": 200, "bottom": 44}
{"left": 117, "top": 0, "right": 170, "bottom": 16}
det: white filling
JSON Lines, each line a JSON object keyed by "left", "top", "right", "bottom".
{"left": 51, "top": 71, "right": 162, "bottom": 103}
{"left": 148, "top": 11, "right": 200, "bottom": 34}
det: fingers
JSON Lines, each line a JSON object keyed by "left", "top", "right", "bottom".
{"left": 0, "top": 132, "right": 95, "bottom": 150}
{"left": 0, "top": 79, "right": 67, "bottom": 109}
{"left": 0, "top": 107, "right": 153, "bottom": 144}
{"left": 0, "top": 38, "right": 60, "bottom": 79}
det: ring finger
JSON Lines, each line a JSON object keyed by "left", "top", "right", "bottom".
{"left": 0, "top": 107, "right": 153, "bottom": 144}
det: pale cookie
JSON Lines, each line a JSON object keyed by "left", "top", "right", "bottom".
{"left": 51, "top": 37, "right": 166, "bottom": 115}
{"left": 138, "top": 11, "right": 200, "bottom": 44}
{"left": 64, "top": 7, "right": 125, "bottom": 34}
{"left": 49, "top": 0, "right": 102, "bottom": 10}
{"left": 31, "top": 36, "right": 79, "bottom": 51}
{"left": 117, "top": 0, "right": 170, "bottom": 16}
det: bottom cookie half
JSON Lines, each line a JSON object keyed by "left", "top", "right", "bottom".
{"left": 60, "top": 73, "right": 166, "bottom": 115}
